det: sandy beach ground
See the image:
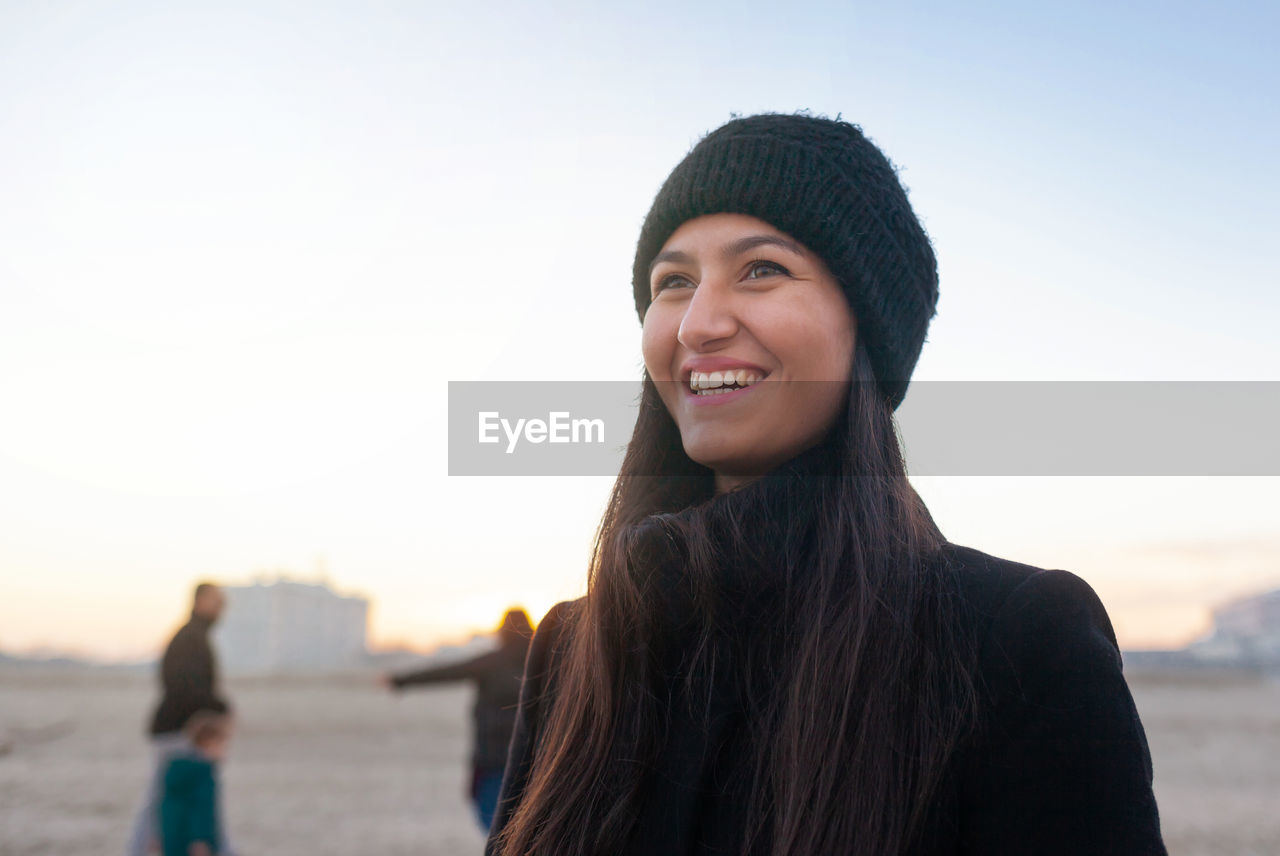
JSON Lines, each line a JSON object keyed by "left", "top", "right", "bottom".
{"left": 2, "top": 665, "right": 1277, "bottom": 855}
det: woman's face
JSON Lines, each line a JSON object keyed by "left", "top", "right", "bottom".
{"left": 642, "top": 213, "right": 856, "bottom": 492}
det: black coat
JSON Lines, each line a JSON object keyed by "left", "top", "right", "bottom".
{"left": 394, "top": 632, "right": 532, "bottom": 771}
{"left": 149, "top": 615, "right": 228, "bottom": 736}
{"left": 488, "top": 542, "right": 1167, "bottom": 855}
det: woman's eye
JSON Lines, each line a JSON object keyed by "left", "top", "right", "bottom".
{"left": 654, "top": 274, "right": 692, "bottom": 293}
{"left": 747, "top": 260, "right": 789, "bottom": 279}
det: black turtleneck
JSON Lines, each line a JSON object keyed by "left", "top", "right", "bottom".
{"left": 149, "top": 613, "right": 228, "bottom": 736}
{"left": 487, "top": 449, "right": 1166, "bottom": 855}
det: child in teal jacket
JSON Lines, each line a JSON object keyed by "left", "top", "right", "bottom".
{"left": 160, "top": 710, "right": 230, "bottom": 856}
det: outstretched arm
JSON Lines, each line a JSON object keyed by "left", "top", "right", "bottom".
{"left": 391, "top": 646, "right": 507, "bottom": 689}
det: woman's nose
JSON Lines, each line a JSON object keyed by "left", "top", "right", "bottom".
{"left": 677, "top": 279, "right": 739, "bottom": 351}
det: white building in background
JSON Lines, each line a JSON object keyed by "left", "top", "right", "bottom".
{"left": 1187, "top": 587, "right": 1280, "bottom": 664}
{"left": 214, "top": 577, "right": 369, "bottom": 674}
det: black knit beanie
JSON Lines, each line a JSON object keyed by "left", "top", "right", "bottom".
{"left": 631, "top": 112, "right": 939, "bottom": 411}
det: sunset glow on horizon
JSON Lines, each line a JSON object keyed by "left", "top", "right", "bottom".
{"left": 2, "top": 2, "right": 1276, "bottom": 662}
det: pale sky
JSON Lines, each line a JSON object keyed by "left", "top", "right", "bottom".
{"left": 1, "top": 1, "right": 1276, "bottom": 659}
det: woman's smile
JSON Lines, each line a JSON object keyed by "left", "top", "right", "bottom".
{"left": 681, "top": 357, "right": 770, "bottom": 405}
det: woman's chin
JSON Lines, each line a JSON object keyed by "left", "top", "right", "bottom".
{"left": 684, "top": 445, "right": 770, "bottom": 481}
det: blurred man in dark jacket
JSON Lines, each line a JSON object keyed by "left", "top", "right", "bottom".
{"left": 387, "top": 607, "right": 534, "bottom": 832}
{"left": 127, "top": 582, "right": 233, "bottom": 856}
{"left": 149, "top": 584, "right": 229, "bottom": 736}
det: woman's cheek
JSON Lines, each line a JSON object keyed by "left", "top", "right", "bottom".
{"left": 639, "top": 319, "right": 666, "bottom": 380}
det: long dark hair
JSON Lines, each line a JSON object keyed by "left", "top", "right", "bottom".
{"left": 494, "top": 343, "right": 981, "bottom": 855}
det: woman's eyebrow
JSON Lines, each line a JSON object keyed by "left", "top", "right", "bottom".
{"left": 648, "top": 234, "right": 806, "bottom": 276}
{"left": 722, "top": 234, "right": 806, "bottom": 261}
{"left": 649, "top": 248, "right": 694, "bottom": 275}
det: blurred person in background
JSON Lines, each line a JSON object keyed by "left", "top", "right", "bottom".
{"left": 386, "top": 607, "right": 534, "bottom": 832}
{"left": 160, "top": 709, "right": 233, "bottom": 856}
{"left": 127, "top": 582, "right": 235, "bottom": 856}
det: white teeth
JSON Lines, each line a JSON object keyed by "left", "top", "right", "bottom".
{"left": 688, "top": 369, "right": 765, "bottom": 394}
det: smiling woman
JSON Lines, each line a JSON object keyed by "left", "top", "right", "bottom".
{"left": 486, "top": 112, "right": 1168, "bottom": 856}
